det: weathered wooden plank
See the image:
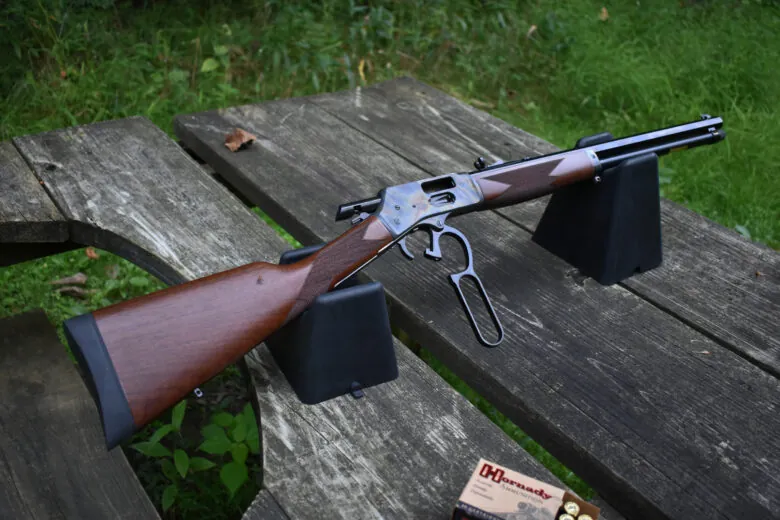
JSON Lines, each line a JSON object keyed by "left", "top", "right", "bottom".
{"left": 12, "top": 117, "right": 288, "bottom": 285}
{"left": 0, "top": 140, "right": 77, "bottom": 266}
{"left": 625, "top": 206, "right": 780, "bottom": 373}
{"left": 241, "top": 489, "right": 289, "bottom": 520}
{"left": 0, "top": 310, "right": 159, "bottom": 520}
{"left": 0, "top": 141, "right": 68, "bottom": 243}
{"left": 334, "top": 77, "right": 780, "bottom": 378}
{"left": 175, "top": 94, "right": 780, "bottom": 520}
{"left": 245, "top": 341, "right": 601, "bottom": 519}
{"left": 11, "top": 118, "right": 291, "bottom": 518}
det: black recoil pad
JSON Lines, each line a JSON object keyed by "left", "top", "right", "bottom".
{"left": 64, "top": 313, "right": 136, "bottom": 450}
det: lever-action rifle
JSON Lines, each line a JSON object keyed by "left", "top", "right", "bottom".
{"left": 64, "top": 115, "right": 725, "bottom": 449}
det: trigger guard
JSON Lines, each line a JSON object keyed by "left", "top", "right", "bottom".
{"left": 399, "top": 237, "right": 415, "bottom": 260}
{"left": 430, "top": 226, "right": 473, "bottom": 266}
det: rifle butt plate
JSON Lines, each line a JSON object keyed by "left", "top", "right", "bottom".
{"left": 64, "top": 313, "right": 136, "bottom": 450}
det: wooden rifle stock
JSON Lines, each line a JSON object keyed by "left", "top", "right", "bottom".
{"left": 473, "top": 150, "right": 597, "bottom": 209}
{"left": 64, "top": 217, "right": 393, "bottom": 448}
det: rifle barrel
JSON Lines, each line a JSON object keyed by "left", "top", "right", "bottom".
{"left": 593, "top": 116, "right": 725, "bottom": 169}
{"left": 598, "top": 129, "right": 725, "bottom": 170}
{"left": 469, "top": 116, "right": 724, "bottom": 177}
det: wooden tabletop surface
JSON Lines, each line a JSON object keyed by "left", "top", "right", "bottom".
{"left": 2, "top": 77, "right": 778, "bottom": 520}
{"left": 0, "top": 310, "right": 160, "bottom": 520}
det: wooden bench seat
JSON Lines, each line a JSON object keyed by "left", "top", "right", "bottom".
{"left": 9, "top": 117, "right": 619, "bottom": 518}
{"left": 0, "top": 310, "right": 159, "bottom": 519}
{"left": 174, "top": 77, "right": 780, "bottom": 520}
{"left": 0, "top": 142, "right": 76, "bottom": 266}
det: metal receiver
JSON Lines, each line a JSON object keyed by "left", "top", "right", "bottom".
{"left": 336, "top": 170, "right": 504, "bottom": 347}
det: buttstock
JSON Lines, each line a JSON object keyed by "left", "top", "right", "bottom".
{"left": 64, "top": 260, "right": 306, "bottom": 448}
{"left": 64, "top": 216, "right": 393, "bottom": 448}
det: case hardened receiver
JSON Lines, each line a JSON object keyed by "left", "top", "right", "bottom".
{"left": 374, "top": 172, "right": 484, "bottom": 237}
{"left": 337, "top": 170, "right": 505, "bottom": 347}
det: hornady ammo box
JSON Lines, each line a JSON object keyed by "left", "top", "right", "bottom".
{"left": 452, "top": 459, "right": 600, "bottom": 520}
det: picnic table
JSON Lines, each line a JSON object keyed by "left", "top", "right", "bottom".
{"left": 1, "top": 77, "right": 778, "bottom": 520}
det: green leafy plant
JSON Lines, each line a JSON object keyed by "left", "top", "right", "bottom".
{"left": 198, "top": 404, "right": 260, "bottom": 498}
{"left": 131, "top": 401, "right": 218, "bottom": 512}
{"left": 131, "top": 399, "right": 260, "bottom": 513}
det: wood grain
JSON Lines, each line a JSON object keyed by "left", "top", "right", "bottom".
{"left": 0, "top": 141, "right": 68, "bottom": 243}
{"left": 241, "top": 490, "right": 289, "bottom": 520}
{"left": 245, "top": 335, "right": 618, "bottom": 519}
{"left": 473, "top": 150, "right": 595, "bottom": 208}
{"left": 285, "top": 216, "right": 392, "bottom": 317}
{"left": 0, "top": 136, "right": 77, "bottom": 268}
{"left": 12, "top": 116, "right": 290, "bottom": 285}
{"left": 175, "top": 84, "right": 780, "bottom": 520}
{"left": 0, "top": 310, "right": 159, "bottom": 520}
{"left": 93, "top": 217, "right": 391, "bottom": 429}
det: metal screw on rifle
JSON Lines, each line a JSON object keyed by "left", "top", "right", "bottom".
{"left": 193, "top": 387, "right": 204, "bottom": 398}
{"left": 594, "top": 175, "right": 602, "bottom": 184}
{"left": 474, "top": 157, "right": 487, "bottom": 170}
{"left": 351, "top": 211, "right": 370, "bottom": 226}
{"left": 700, "top": 113, "right": 712, "bottom": 120}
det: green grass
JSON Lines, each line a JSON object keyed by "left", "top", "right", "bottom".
{"left": 0, "top": 248, "right": 167, "bottom": 343}
{"left": 2, "top": 0, "right": 779, "bottom": 515}
{"left": 2, "top": 0, "right": 778, "bottom": 247}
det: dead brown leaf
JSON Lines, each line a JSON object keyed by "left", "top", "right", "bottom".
{"left": 60, "top": 70, "right": 67, "bottom": 79}
{"left": 85, "top": 247, "right": 100, "bottom": 260}
{"left": 105, "top": 264, "right": 120, "bottom": 279}
{"left": 599, "top": 7, "right": 609, "bottom": 21}
{"left": 55, "top": 286, "right": 97, "bottom": 299}
{"left": 526, "top": 24, "right": 537, "bottom": 39}
{"left": 50, "top": 272, "right": 88, "bottom": 286}
{"left": 755, "top": 271, "right": 762, "bottom": 278}
{"left": 224, "top": 128, "right": 257, "bottom": 152}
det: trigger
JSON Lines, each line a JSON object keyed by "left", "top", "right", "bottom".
{"left": 424, "top": 235, "right": 443, "bottom": 261}
{"left": 399, "top": 237, "right": 415, "bottom": 260}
